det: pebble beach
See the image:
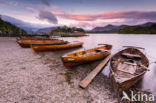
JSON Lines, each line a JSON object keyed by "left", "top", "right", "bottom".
{"left": 0, "top": 37, "right": 117, "bottom": 103}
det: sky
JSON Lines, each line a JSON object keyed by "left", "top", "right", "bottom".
{"left": 0, "top": 0, "right": 156, "bottom": 29}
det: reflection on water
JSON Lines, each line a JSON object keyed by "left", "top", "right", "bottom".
{"left": 59, "top": 33, "right": 156, "bottom": 96}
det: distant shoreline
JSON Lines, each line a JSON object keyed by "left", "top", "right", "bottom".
{"left": 1, "top": 33, "right": 156, "bottom": 38}
{"left": 87, "top": 32, "right": 156, "bottom": 35}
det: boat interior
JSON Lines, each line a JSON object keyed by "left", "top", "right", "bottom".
{"left": 66, "top": 45, "right": 112, "bottom": 57}
{"left": 111, "top": 48, "right": 149, "bottom": 82}
{"left": 18, "top": 39, "right": 66, "bottom": 44}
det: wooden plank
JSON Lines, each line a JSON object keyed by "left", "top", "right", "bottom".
{"left": 139, "top": 64, "right": 149, "bottom": 71}
{"left": 123, "top": 46, "right": 145, "bottom": 50}
{"left": 79, "top": 55, "right": 111, "bottom": 88}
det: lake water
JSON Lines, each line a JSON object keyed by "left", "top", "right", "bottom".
{"left": 60, "top": 33, "right": 156, "bottom": 96}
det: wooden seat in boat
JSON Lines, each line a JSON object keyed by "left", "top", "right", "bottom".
{"left": 123, "top": 62, "right": 137, "bottom": 66}
{"left": 79, "top": 49, "right": 109, "bottom": 57}
{"left": 122, "top": 53, "right": 141, "bottom": 59}
{"left": 95, "top": 49, "right": 109, "bottom": 53}
{"left": 81, "top": 52, "right": 96, "bottom": 56}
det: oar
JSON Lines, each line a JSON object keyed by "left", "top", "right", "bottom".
{"left": 79, "top": 55, "right": 111, "bottom": 88}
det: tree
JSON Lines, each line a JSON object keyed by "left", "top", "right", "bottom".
{"left": 51, "top": 26, "right": 85, "bottom": 35}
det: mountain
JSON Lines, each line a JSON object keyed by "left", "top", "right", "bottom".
{"left": 91, "top": 24, "right": 116, "bottom": 32}
{"left": 37, "top": 27, "right": 57, "bottom": 33}
{"left": 0, "top": 16, "right": 26, "bottom": 36}
{"left": 140, "top": 22, "right": 156, "bottom": 27}
{"left": 90, "top": 24, "right": 127, "bottom": 33}
{"left": 0, "top": 15, "right": 52, "bottom": 33}
{"left": 0, "top": 15, "right": 36, "bottom": 33}
{"left": 89, "top": 22, "right": 156, "bottom": 33}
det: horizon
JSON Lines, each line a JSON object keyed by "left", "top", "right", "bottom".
{"left": 0, "top": 0, "right": 156, "bottom": 30}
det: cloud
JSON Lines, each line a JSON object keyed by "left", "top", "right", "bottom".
{"left": 26, "top": 7, "right": 35, "bottom": 11}
{"left": 41, "top": 0, "right": 50, "bottom": 6}
{"left": 54, "top": 11, "right": 156, "bottom": 30}
{"left": 55, "top": 11, "right": 156, "bottom": 22}
{"left": 74, "top": 17, "right": 152, "bottom": 30}
{"left": 51, "top": 5, "right": 58, "bottom": 9}
{"left": 38, "top": 10, "right": 58, "bottom": 24}
{"left": 0, "top": 1, "right": 10, "bottom": 7}
{"left": 76, "top": 22, "right": 94, "bottom": 29}
{"left": 0, "top": 1, "right": 18, "bottom": 7}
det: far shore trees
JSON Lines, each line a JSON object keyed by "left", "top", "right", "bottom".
{"left": 51, "top": 26, "right": 85, "bottom": 36}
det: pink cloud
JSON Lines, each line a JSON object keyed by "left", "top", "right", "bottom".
{"left": 0, "top": 1, "right": 18, "bottom": 7}
{"left": 55, "top": 11, "right": 156, "bottom": 21}
{"left": 26, "top": 7, "right": 35, "bottom": 11}
{"left": 77, "top": 22, "right": 92, "bottom": 28}
{"left": 51, "top": 5, "right": 58, "bottom": 9}
{"left": 74, "top": 17, "right": 154, "bottom": 30}
{"left": 0, "top": 1, "right": 10, "bottom": 7}
{"left": 55, "top": 13, "right": 95, "bottom": 21}
{"left": 53, "top": 10, "right": 65, "bottom": 15}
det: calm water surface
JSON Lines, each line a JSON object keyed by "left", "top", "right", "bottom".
{"left": 60, "top": 33, "right": 156, "bottom": 95}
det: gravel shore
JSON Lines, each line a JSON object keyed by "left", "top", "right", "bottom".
{"left": 0, "top": 37, "right": 117, "bottom": 103}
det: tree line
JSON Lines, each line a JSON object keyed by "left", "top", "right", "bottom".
{"left": 51, "top": 26, "right": 85, "bottom": 34}
{"left": 119, "top": 24, "right": 156, "bottom": 34}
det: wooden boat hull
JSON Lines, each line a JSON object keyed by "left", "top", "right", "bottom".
{"left": 110, "top": 47, "right": 149, "bottom": 96}
{"left": 62, "top": 54, "right": 110, "bottom": 68}
{"left": 16, "top": 39, "right": 68, "bottom": 48}
{"left": 31, "top": 42, "right": 83, "bottom": 52}
{"left": 110, "top": 69, "right": 145, "bottom": 95}
{"left": 18, "top": 35, "right": 50, "bottom": 40}
{"left": 18, "top": 37, "right": 49, "bottom": 40}
{"left": 16, "top": 40, "right": 30, "bottom": 48}
{"left": 61, "top": 45, "right": 112, "bottom": 68}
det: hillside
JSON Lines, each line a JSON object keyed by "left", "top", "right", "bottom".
{"left": 119, "top": 24, "right": 156, "bottom": 34}
{"left": 0, "top": 16, "right": 26, "bottom": 36}
{"left": 89, "top": 22, "right": 156, "bottom": 34}
{"left": 37, "top": 27, "right": 57, "bottom": 33}
{"left": 90, "top": 24, "right": 127, "bottom": 33}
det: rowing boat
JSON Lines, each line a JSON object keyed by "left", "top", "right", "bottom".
{"left": 18, "top": 35, "right": 50, "bottom": 40}
{"left": 31, "top": 41, "right": 83, "bottom": 52}
{"left": 61, "top": 44, "right": 112, "bottom": 68}
{"left": 18, "top": 37, "right": 49, "bottom": 40}
{"left": 110, "top": 46, "right": 149, "bottom": 96}
{"left": 16, "top": 39, "right": 68, "bottom": 48}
